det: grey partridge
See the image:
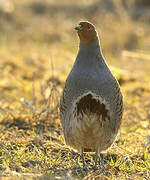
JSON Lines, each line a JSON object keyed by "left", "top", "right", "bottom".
{"left": 60, "top": 21, "right": 123, "bottom": 167}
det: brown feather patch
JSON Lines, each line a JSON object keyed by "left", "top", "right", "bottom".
{"left": 76, "top": 94, "right": 110, "bottom": 121}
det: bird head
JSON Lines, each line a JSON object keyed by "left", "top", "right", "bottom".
{"left": 75, "top": 21, "right": 97, "bottom": 46}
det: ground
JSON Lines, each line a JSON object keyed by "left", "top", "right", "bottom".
{"left": 0, "top": 0, "right": 150, "bottom": 179}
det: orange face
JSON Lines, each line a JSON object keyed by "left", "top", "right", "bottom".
{"left": 75, "top": 21, "right": 96, "bottom": 46}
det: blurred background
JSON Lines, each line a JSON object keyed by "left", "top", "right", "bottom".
{"left": 0, "top": 0, "right": 150, "bottom": 70}
{"left": 0, "top": 0, "right": 150, "bottom": 77}
{"left": 0, "top": 0, "right": 150, "bottom": 52}
{"left": 0, "top": 0, "right": 150, "bottom": 50}
{"left": 0, "top": 0, "right": 150, "bottom": 101}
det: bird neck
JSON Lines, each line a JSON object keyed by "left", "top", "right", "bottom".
{"left": 74, "top": 36, "right": 105, "bottom": 68}
{"left": 79, "top": 35, "right": 102, "bottom": 57}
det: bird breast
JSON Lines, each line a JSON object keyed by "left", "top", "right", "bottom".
{"left": 66, "top": 92, "right": 112, "bottom": 151}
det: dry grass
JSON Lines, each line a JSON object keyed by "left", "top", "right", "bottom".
{"left": 0, "top": 0, "right": 150, "bottom": 179}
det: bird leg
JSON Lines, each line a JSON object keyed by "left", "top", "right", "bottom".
{"left": 94, "top": 151, "right": 99, "bottom": 170}
{"left": 99, "top": 154, "right": 106, "bottom": 172}
{"left": 81, "top": 150, "right": 85, "bottom": 168}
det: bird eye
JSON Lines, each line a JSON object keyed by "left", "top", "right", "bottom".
{"left": 87, "top": 24, "right": 91, "bottom": 29}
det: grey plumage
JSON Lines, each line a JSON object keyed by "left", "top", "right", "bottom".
{"left": 60, "top": 22, "right": 123, "bottom": 156}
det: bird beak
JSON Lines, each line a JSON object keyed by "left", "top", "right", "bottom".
{"left": 75, "top": 24, "right": 82, "bottom": 30}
